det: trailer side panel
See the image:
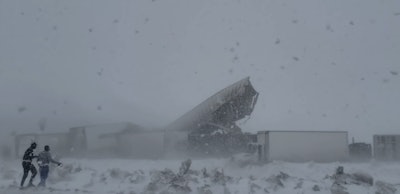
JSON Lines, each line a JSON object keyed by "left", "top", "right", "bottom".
{"left": 267, "top": 131, "right": 348, "bottom": 162}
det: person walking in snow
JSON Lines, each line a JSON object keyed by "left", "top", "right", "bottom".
{"left": 37, "top": 145, "right": 62, "bottom": 187}
{"left": 20, "top": 142, "right": 38, "bottom": 188}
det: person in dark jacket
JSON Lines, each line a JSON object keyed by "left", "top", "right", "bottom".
{"left": 37, "top": 145, "right": 62, "bottom": 187}
{"left": 20, "top": 142, "right": 38, "bottom": 188}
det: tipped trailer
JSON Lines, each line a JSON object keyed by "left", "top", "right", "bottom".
{"left": 15, "top": 77, "right": 259, "bottom": 159}
{"left": 257, "top": 131, "right": 349, "bottom": 162}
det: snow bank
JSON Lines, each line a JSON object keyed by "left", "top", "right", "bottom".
{"left": 1, "top": 158, "right": 400, "bottom": 194}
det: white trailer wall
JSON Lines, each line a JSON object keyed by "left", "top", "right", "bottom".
{"left": 373, "top": 135, "right": 400, "bottom": 161}
{"left": 259, "top": 131, "right": 349, "bottom": 162}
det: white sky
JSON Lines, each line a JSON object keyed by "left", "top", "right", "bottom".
{"left": 0, "top": 0, "right": 399, "bottom": 143}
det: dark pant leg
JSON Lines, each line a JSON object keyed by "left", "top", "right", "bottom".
{"left": 29, "top": 164, "right": 37, "bottom": 184}
{"left": 39, "top": 166, "right": 49, "bottom": 186}
{"left": 39, "top": 166, "right": 45, "bottom": 186}
{"left": 20, "top": 162, "right": 30, "bottom": 187}
{"left": 43, "top": 166, "right": 49, "bottom": 182}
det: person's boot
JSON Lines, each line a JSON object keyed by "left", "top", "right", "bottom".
{"left": 20, "top": 177, "right": 26, "bottom": 189}
{"left": 38, "top": 179, "right": 44, "bottom": 187}
{"left": 27, "top": 181, "right": 35, "bottom": 187}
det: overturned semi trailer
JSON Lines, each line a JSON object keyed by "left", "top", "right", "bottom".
{"left": 68, "top": 76, "right": 259, "bottom": 158}
{"left": 14, "top": 77, "right": 258, "bottom": 159}
{"left": 164, "top": 77, "right": 259, "bottom": 157}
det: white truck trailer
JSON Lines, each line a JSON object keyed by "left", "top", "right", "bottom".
{"left": 373, "top": 134, "right": 400, "bottom": 161}
{"left": 257, "top": 131, "right": 349, "bottom": 162}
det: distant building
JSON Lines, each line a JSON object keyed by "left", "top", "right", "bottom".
{"left": 67, "top": 122, "right": 164, "bottom": 158}
{"left": 14, "top": 122, "right": 162, "bottom": 159}
{"left": 373, "top": 135, "right": 400, "bottom": 161}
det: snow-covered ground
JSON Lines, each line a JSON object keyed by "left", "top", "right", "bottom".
{"left": 1, "top": 154, "right": 399, "bottom": 194}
